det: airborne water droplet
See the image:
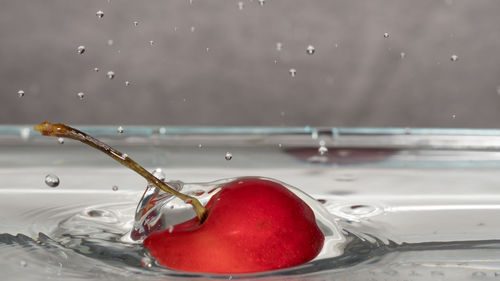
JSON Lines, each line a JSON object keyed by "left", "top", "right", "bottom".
{"left": 451, "top": 54, "right": 458, "bottom": 61}
{"left": 93, "top": 67, "right": 99, "bottom": 72}
{"left": 400, "top": 52, "right": 406, "bottom": 59}
{"left": 19, "top": 260, "right": 27, "bottom": 267}
{"left": 117, "top": 126, "right": 124, "bottom": 134}
{"left": 190, "top": 26, "right": 195, "bottom": 32}
{"left": 107, "top": 71, "right": 115, "bottom": 79}
{"left": 289, "top": 68, "right": 296, "bottom": 77}
{"left": 238, "top": 1, "right": 244, "bottom": 10}
{"left": 125, "top": 81, "right": 130, "bottom": 86}
{"left": 112, "top": 185, "right": 118, "bottom": 191}
{"left": 133, "top": 20, "right": 139, "bottom": 26}
{"left": 17, "top": 89, "right": 25, "bottom": 98}
{"left": 77, "top": 45, "right": 85, "bottom": 54}
{"left": 276, "top": 42, "right": 282, "bottom": 51}
{"left": 107, "top": 39, "right": 114, "bottom": 46}
{"left": 225, "top": 152, "right": 233, "bottom": 161}
{"left": 77, "top": 92, "right": 85, "bottom": 100}
{"left": 383, "top": 32, "right": 389, "bottom": 38}
{"left": 57, "top": 137, "right": 64, "bottom": 144}
{"left": 258, "top": 0, "right": 265, "bottom": 5}
{"left": 96, "top": 10, "right": 104, "bottom": 18}
{"left": 149, "top": 40, "right": 154, "bottom": 46}
{"left": 318, "top": 145, "right": 328, "bottom": 155}
{"left": 152, "top": 168, "right": 166, "bottom": 181}
{"left": 306, "top": 45, "right": 315, "bottom": 55}
{"left": 45, "top": 174, "right": 60, "bottom": 188}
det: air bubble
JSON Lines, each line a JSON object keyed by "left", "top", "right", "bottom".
{"left": 225, "top": 152, "right": 233, "bottom": 161}
{"left": 383, "top": 32, "right": 389, "bottom": 38}
{"left": 289, "top": 68, "right": 296, "bottom": 77}
{"left": 306, "top": 45, "right": 315, "bottom": 55}
{"left": 107, "top": 71, "right": 115, "bottom": 79}
{"left": 77, "top": 92, "right": 85, "bottom": 100}
{"left": 17, "top": 90, "right": 25, "bottom": 98}
{"left": 77, "top": 45, "right": 85, "bottom": 54}
{"left": 451, "top": 54, "right": 458, "bottom": 61}
{"left": 45, "top": 174, "right": 60, "bottom": 188}
{"left": 152, "top": 168, "right": 166, "bottom": 181}
{"left": 112, "top": 185, "right": 118, "bottom": 191}
{"left": 96, "top": 10, "right": 104, "bottom": 18}
{"left": 117, "top": 126, "right": 124, "bottom": 134}
{"left": 57, "top": 137, "right": 64, "bottom": 144}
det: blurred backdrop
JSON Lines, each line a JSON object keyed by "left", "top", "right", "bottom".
{"left": 1, "top": 0, "right": 500, "bottom": 127}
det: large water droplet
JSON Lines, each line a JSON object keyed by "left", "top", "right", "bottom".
{"left": 117, "top": 126, "right": 124, "bottom": 134}
{"left": 152, "top": 168, "right": 166, "bottom": 181}
{"left": 77, "top": 92, "right": 85, "bottom": 100}
{"left": 17, "top": 89, "right": 25, "bottom": 98}
{"left": 77, "top": 45, "right": 85, "bottom": 54}
{"left": 225, "top": 152, "right": 233, "bottom": 161}
{"left": 96, "top": 10, "right": 104, "bottom": 18}
{"left": 383, "top": 32, "right": 389, "bottom": 38}
{"left": 450, "top": 54, "right": 458, "bottom": 61}
{"left": 45, "top": 174, "right": 60, "bottom": 188}
{"left": 107, "top": 71, "right": 115, "bottom": 79}
{"left": 289, "top": 68, "right": 296, "bottom": 77}
{"left": 306, "top": 45, "right": 315, "bottom": 55}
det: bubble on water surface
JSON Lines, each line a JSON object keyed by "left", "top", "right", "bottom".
{"left": 289, "top": 68, "right": 296, "bottom": 77}
{"left": 451, "top": 54, "right": 458, "bottom": 61}
{"left": 77, "top": 45, "right": 85, "bottom": 54}
{"left": 45, "top": 174, "right": 60, "bottom": 188}
{"left": 117, "top": 126, "right": 124, "bottom": 134}
{"left": 106, "top": 71, "right": 115, "bottom": 79}
{"left": 96, "top": 10, "right": 104, "bottom": 18}
{"left": 57, "top": 137, "right": 64, "bottom": 144}
{"left": 306, "top": 45, "right": 315, "bottom": 55}
{"left": 77, "top": 92, "right": 85, "bottom": 100}
{"left": 17, "top": 89, "right": 25, "bottom": 98}
{"left": 383, "top": 32, "right": 389, "bottom": 38}
{"left": 225, "top": 152, "right": 233, "bottom": 161}
{"left": 152, "top": 168, "right": 166, "bottom": 181}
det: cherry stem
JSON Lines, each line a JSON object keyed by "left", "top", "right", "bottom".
{"left": 34, "top": 121, "right": 207, "bottom": 223}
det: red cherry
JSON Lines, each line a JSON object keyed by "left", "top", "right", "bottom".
{"left": 143, "top": 177, "right": 324, "bottom": 274}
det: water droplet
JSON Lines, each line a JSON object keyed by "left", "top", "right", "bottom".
{"left": 400, "top": 52, "right": 406, "bottom": 59}
{"left": 273, "top": 59, "right": 278, "bottom": 64}
{"left": 125, "top": 81, "right": 131, "bottom": 86}
{"left": 19, "top": 260, "right": 27, "bottom": 267}
{"left": 45, "top": 174, "right": 60, "bottom": 188}
{"left": 451, "top": 54, "right": 458, "bottom": 61}
{"left": 17, "top": 89, "right": 25, "bottom": 98}
{"left": 107, "top": 71, "right": 115, "bottom": 79}
{"left": 190, "top": 26, "right": 195, "bottom": 32}
{"left": 452, "top": 114, "right": 456, "bottom": 119}
{"left": 167, "top": 225, "right": 174, "bottom": 233}
{"left": 278, "top": 143, "right": 283, "bottom": 148}
{"left": 77, "top": 92, "right": 85, "bottom": 100}
{"left": 497, "top": 86, "right": 500, "bottom": 95}
{"left": 334, "top": 43, "right": 339, "bottom": 48}
{"left": 152, "top": 168, "right": 166, "bottom": 181}
{"left": 107, "top": 39, "right": 114, "bottom": 46}
{"left": 122, "top": 153, "right": 128, "bottom": 159}
{"left": 225, "top": 152, "right": 233, "bottom": 161}
{"left": 133, "top": 20, "right": 139, "bottom": 26}
{"left": 206, "top": 47, "right": 210, "bottom": 52}
{"left": 258, "top": 0, "right": 265, "bottom": 5}
{"left": 289, "top": 68, "right": 296, "bottom": 77}
{"left": 280, "top": 111, "right": 285, "bottom": 117}
{"left": 383, "top": 32, "right": 389, "bottom": 38}
{"left": 93, "top": 67, "right": 99, "bottom": 72}
{"left": 149, "top": 40, "right": 154, "bottom": 46}
{"left": 318, "top": 145, "right": 328, "bottom": 155}
{"left": 112, "top": 185, "right": 118, "bottom": 191}
{"left": 77, "top": 45, "right": 85, "bottom": 54}
{"left": 158, "top": 127, "right": 166, "bottom": 134}
{"left": 96, "top": 10, "right": 104, "bottom": 18}
{"left": 141, "top": 257, "right": 153, "bottom": 268}
{"left": 276, "top": 42, "right": 282, "bottom": 51}
{"left": 57, "top": 137, "right": 65, "bottom": 144}
{"left": 238, "top": 1, "right": 244, "bottom": 10}
{"left": 198, "top": 144, "right": 203, "bottom": 148}
{"left": 117, "top": 126, "right": 124, "bottom": 134}
{"left": 306, "top": 45, "right": 315, "bottom": 55}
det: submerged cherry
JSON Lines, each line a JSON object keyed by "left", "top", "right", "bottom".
{"left": 34, "top": 121, "right": 325, "bottom": 274}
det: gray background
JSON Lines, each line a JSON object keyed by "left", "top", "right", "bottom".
{"left": 1, "top": 0, "right": 500, "bottom": 127}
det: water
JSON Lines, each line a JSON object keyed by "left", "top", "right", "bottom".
{"left": 77, "top": 92, "right": 85, "bottom": 100}
{"left": 3, "top": 128, "right": 500, "bottom": 280}
{"left": 96, "top": 10, "right": 104, "bottom": 18}
{"left": 17, "top": 90, "right": 24, "bottom": 98}
{"left": 107, "top": 71, "right": 115, "bottom": 79}
{"left": 77, "top": 45, "right": 85, "bottom": 55}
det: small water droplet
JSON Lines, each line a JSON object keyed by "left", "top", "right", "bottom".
{"left": 133, "top": 20, "right": 139, "bottom": 26}
{"left": 451, "top": 54, "right": 458, "bottom": 61}
{"left": 280, "top": 111, "right": 285, "bottom": 117}
{"left": 19, "top": 260, "right": 27, "bottom": 267}
{"left": 45, "top": 174, "right": 60, "bottom": 188}
{"left": 400, "top": 52, "right": 406, "bottom": 59}
{"left": 149, "top": 40, "right": 154, "bottom": 46}
{"left": 107, "top": 71, "right": 115, "bottom": 79}
{"left": 112, "top": 185, "right": 118, "bottom": 191}
{"left": 238, "top": 1, "right": 244, "bottom": 10}
{"left": 107, "top": 39, "right": 114, "bottom": 46}
{"left": 141, "top": 257, "right": 153, "bottom": 268}
{"left": 225, "top": 152, "right": 233, "bottom": 160}
{"left": 318, "top": 145, "right": 328, "bottom": 155}
{"left": 383, "top": 32, "right": 389, "bottom": 38}
{"left": 190, "top": 26, "right": 195, "bottom": 32}
{"left": 17, "top": 90, "right": 25, "bottom": 98}
{"left": 57, "top": 137, "right": 65, "bottom": 144}
{"left": 96, "top": 10, "right": 104, "bottom": 18}
{"left": 306, "top": 45, "right": 315, "bottom": 55}
{"left": 273, "top": 59, "right": 278, "bottom": 64}
{"left": 452, "top": 114, "right": 456, "bottom": 119}
{"left": 206, "top": 47, "right": 210, "bottom": 52}
{"left": 152, "top": 168, "right": 166, "bottom": 181}
{"left": 122, "top": 153, "right": 128, "bottom": 159}
{"left": 289, "top": 68, "right": 296, "bottom": 77}
{"left": 125, "top": 81, "right": 131, "bottom": 86}
{"left": 496, "top": 86, "right": 500, "bottom": 95}
{"left": 93, "top": 67, "right": 99, "bottom": 72}
{"left": 77, "top": 92, "right": 85, "bottom": 100}
{"left": 278, "top": 143, "right": 283, "bottom": 148}
{"left": 276, "top": 42, "right": 282, "bottom": 51}
{"left": 167, "top": 225, "right": 174, "bottom": 233}
{"left": 258, "top": 0, "right": 265, "bottom": 5}
{"left": 198, "top": 144, "right": 203, "bottom": 148}
{"left": 117, "top": 126, "right": 124, "bottom": 133}
{"left": 77, "top": 45, "right": 85, "bottom": 54}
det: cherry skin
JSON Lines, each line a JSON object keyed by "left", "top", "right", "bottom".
{"left": 143, "top": 177, "right": 325, "bottom": 274}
